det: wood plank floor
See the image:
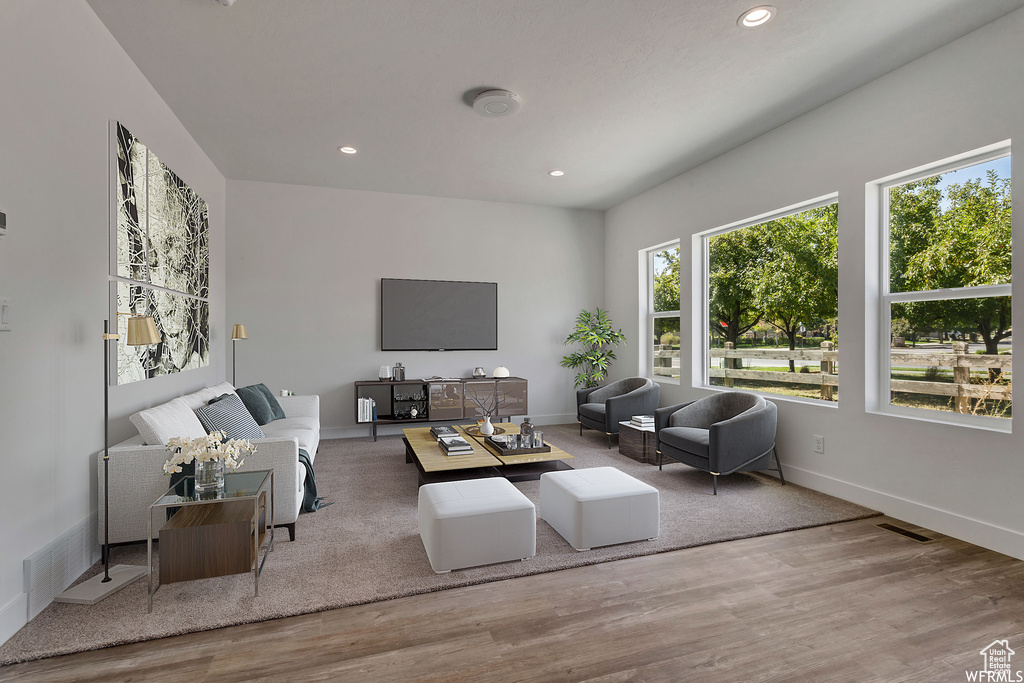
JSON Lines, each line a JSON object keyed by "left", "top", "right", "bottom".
{"left": 4, "top": 515, "right": 1023, "bottom": 682}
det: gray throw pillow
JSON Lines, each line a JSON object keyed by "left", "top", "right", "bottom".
{"left": 195, "top": 393, "right": 265, "bottom": 440}
{"left": 253, "top": 383, "right": 286, "bottom": 422}
{"left": 235, "top": 385, "right": 275, "bottom": 425}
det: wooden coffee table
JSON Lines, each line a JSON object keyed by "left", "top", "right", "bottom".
{"left": 403, "top": 424, "right": 573, "bottom": 485}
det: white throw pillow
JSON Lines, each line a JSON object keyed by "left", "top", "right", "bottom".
{"left": 129, "top": 397, "right": 208, "bottom": 446}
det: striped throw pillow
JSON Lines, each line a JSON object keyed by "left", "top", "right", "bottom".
{"left": 195, "top": 393, "right": 265, "bottom": 440}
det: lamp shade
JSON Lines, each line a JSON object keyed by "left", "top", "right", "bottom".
{"left": 232, "top": 324, "right": 248, "bottom": 340}
{"left": 126, "top": 316, "right": 161, "bottom": 346}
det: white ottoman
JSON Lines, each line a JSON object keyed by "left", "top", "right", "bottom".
{"left": 540, "top": 467, "right": 659, "bottom": 551}
{"left": 418, "top": 478, "right": 536, "bottom": 573}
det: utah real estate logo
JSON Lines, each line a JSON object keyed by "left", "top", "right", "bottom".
{"left": 968, "top": 640, "right": 1023, "bottom": 682}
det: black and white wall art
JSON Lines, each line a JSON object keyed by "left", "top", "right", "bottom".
{"left": 113, "top": 122, "right": 209, "bottom": 384}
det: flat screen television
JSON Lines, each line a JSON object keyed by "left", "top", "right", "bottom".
{"left": 381, "top": 278, "right": 498, "bottom": 351}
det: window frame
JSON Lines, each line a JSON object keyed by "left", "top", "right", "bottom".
{"left": 692, "top": 192, "right": 839, "bottom": 405}
{"left": 640, "top": 239, "right": 681, "bottom": 384}
{"left": 872, "top": 141, "right": 1011, "bottom": 431}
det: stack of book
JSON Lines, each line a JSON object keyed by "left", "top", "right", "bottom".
{"left": 438, "top": 434, "right": 473, "bottom": 455}
{"left": 430, "top": 425, "right": 458, "bottom": 439}
{"left": 357, "top": 397, "right": 377, "bottom": 423}
{"left": 630, "top": 415, "right": 655, "bottom": 429}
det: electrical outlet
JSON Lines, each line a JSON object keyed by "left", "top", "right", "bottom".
{"left": 813, "top": 435, "right": 824, "bottom": 454}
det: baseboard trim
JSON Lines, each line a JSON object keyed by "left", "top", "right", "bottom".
{"left": 322, "top": 414, "right": 577, "bottom": 441}
{"left": 784, "top": 465, "right": 1024, "bottom": 561}
{"left": 0, "top": 593, "right": 28, "bottom": 646}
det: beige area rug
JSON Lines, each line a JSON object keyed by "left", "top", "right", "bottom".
{"left": 0, "top": 424, "right": 877, "bottom": 665}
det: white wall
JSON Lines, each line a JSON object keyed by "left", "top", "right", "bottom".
{"left": 606, "top": 10, "right": 1024, "bottom": 559}
{"left": 227, "top": 180, "right": 604, "bottom": 437}
{"left": 0, "top": 1, "right": 226, "bottom": 643}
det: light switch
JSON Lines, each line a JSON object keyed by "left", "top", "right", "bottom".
{"left": 0, "top": 298, "right": 10, "bottom": 331}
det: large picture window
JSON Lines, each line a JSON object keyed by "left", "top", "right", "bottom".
{"left": 879, "top": 144, "right": 1011, "bottom": 424}
{"left": 643, "top": 241, "right": 680, "bottom": 381}
{"left": 697, "top": 196, "right": 839, "bottom": 402}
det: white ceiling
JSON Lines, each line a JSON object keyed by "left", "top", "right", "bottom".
{"left": 86, "top": 0, "right": 1024, "bottom": 210}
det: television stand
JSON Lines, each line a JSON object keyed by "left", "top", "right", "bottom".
{"left": 354, "top": 377, "right": 527, "bottom": 440}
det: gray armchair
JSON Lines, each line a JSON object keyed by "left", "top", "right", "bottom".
{"left": 655, "top": 391, "right": 783, "bottom": 495}
{"left": 577, "top": 377, "right": 660, "bottom": 448}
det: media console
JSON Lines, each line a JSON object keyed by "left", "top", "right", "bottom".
{"left": 354, "top": 377, "right": 528, "bottom": 440}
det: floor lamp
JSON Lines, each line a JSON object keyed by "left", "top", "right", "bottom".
{"left": 55, "top": 314, "right": 161, "bottom": 605}
{"left": 231, "top": 323, "right": 247, "bottom": 385}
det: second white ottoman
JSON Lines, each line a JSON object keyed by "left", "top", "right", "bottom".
{"left": 418, "top": 478, "right": 536, "bottom": 573}
{"left": 540, "top": 467, "right": 659, "bottom": 551}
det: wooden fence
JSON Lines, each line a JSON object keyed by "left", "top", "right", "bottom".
{"left": 707, "top": 340, "right": 1012, "bottom": 410}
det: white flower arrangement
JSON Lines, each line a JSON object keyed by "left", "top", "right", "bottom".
{"left": 163, "top": 431, "right": 257, "bottom": 475}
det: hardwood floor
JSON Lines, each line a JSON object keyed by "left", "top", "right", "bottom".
{"left": 4, "top": 516, "right": 1023, "bottom": 682}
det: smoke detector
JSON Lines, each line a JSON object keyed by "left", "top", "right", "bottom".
{"left": 473, "top": 90, "right": 522, "bottom": 118}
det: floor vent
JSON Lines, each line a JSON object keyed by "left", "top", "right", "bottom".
{"left": 876, "top": 522, "right": 935, "bottom": 543}
{"left": 24, "top": 512, "right": 100, "bottom": 619}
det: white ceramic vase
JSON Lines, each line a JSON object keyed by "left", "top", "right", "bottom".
{"left": 479, "top": 415, "right": 495, "bottom": 435}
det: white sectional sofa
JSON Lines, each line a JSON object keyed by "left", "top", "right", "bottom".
{"left": 98, "top": 381, "right": 319, "bottom": 545}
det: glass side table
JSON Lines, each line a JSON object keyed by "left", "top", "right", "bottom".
{"left": 147, "top": 469, "right": 274, "bottom": 613}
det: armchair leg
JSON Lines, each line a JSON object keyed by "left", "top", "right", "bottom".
{"left": 712, "top": 474, "right": 718, "bottom": 496}
{"left": 772, "top": 446, "right": 786, "bottom": 486}
{"left": 607, "top": 433, "right": 612, "bottom": 449}
{"left": 657, "top": 450, "right": 662, "bottom": 471}
{"left": 579, "top": 422, "right": 582, "bottom": 436}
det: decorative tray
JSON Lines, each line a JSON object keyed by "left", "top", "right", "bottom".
{"left": 462, "top": 425, "right": 506, "bottom": 436}
{"left": 484, "top": 436, "right": 551, "bottom": 457}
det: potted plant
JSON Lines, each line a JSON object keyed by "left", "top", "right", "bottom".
{"left": 560, "top": 308, "right": 627, "bottom": 389}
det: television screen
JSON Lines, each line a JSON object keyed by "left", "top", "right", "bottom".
{"left": 381, "top": 278, "right": 498, "bottom": 351}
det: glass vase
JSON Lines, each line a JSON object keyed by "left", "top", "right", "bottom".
{"left": 195, "top": 458, "right": 225, "bottom": 496}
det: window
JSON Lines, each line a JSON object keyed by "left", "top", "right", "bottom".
{"left": 696, "top": 195, "right": 839, "bottom": 402}
{"left": 643, "top": 241, "right": 680, "bottom": 381}
{"left": 879, "top": 144, "right": 1011, "bottom": 425}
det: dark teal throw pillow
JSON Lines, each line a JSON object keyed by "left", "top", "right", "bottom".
{"left": 254, "top": 383, "right": 286, "bottom": 421}
{"left": 235, "top": 385, "right": 275, "bottom": 425}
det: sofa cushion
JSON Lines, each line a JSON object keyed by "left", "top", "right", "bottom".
{"left": 179, "top": 381, "right": 237, "bottom": 412}
{"left": 659, "top": 426, "right": 711, "bottom": 458}
{"left": 129, "top": 398, "right": 208, "bottom": 446}
{"left": 195, "top": 393, "right": 266, "bottom": 440}
{"left": 260, "top": 422, "right": 315, "bottom": 452}
{"left": 253, "top": 383, "right": 286, "bottom": 421}
{"left": 236, "top": 385, "right": 275, "bottom": 425}
{"left": 578, "top": 402, "right": 606, "bottom": 421}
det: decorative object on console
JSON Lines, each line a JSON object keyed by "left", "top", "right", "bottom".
{"left": 54, "top": 313, "right": 160, "bottom": 606}
{"left": 493, "top": 365, "right": 509, "bottom": 378}
{"left": 561, "top": 308, "right": 626, "bottom": 388}
{"left": 379, "top": 365, "right": 392, "bottom": 381}
{"left": 473, "top": 367, "right": 486, "bottom": 378}
{"left": 231, "top": 324, "right": 248, "bottom": 385}
{"left": 163, "top": 431, "right": 258, "bottom": 496}
{"left": 393, "top": 362, "right": 405, "bottom": 381}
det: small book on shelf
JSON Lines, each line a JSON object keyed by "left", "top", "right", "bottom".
{"left": 630, "top": 414, "right": 654, "bottom": 426}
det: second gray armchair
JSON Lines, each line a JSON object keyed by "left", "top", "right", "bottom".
{"left": 577, "top": 377, "right": 660, "bottom": 448}
{"left": 655, "top": 391, "right": 783, "bottom": 495}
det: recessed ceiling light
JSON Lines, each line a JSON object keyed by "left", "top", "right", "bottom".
{"left": 548, "top": 170, "right": 565, "bottom": 177}
{"left": 738, "top": 5, "right": 775, "bottom": 28}
{"left": 338, "top": 146, "right": 358, "bottom": 154}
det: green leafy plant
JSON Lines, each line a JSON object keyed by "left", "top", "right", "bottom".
{"left": 561, "top": 308, "right": 627, "bottom": 389}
